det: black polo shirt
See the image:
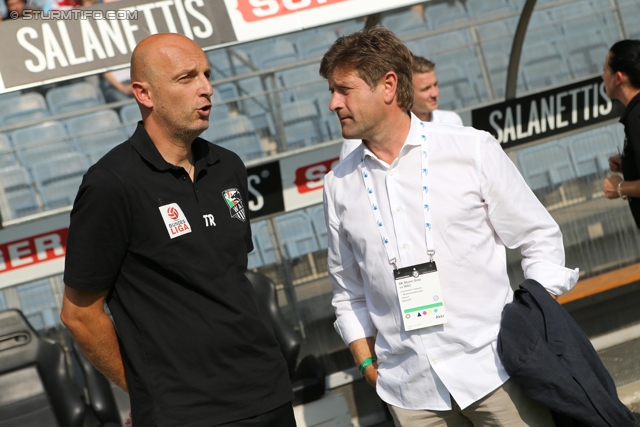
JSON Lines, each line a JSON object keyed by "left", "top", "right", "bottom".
{"left": 621, "top": 92, "right": 640, "bottom": 228}
{"left": 64, "top": 124, "right": 292, "bottom": 427}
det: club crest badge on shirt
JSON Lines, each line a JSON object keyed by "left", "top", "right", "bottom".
{"left": 159, "top": 203, "right": 192, "bottom": 239}
{"left": 222, "top": 189, "right": 246, "bottom": 222}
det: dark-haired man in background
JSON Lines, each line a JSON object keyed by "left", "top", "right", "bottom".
{"left": 602, "top": 40, "right": 640, "bottom": 228}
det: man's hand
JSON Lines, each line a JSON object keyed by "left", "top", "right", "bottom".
{"left": 609, "top": 155, "right": 622, "bottom": 172}
{"left": 603, "top": 175, "right": 623, "bottom": 199}
{"left": 349, "top": 337, "right": 378, "bottom": 388}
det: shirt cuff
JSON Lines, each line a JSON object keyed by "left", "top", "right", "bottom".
{"left": 333, "top": 307, "right": 376, "bottom": 345}
{"left": 525, "top": 262, "right": 579, "bottom": 295}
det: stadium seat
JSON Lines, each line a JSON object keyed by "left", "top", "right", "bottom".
{"left": 280, "top": 101, "right": 325, "bottom": 149}
{"left": 518, "top": 142, "right": 576, "bottom": 191}
{"left": 436, "top": 63, "right": 481, "bottom": 107}
{"left": 251, "top": 40, "right": 299, "bottom": 70}
{"left": 0, "top": 309, "right": 85, "bottom": 427}
{"left": 0, "top": 133, "right": 16, "bottom": 168}
{"left": 277, "top": 63, "right": 326, "bottom": 104}
{"left": 119, "top": 103, "right": 141, "bottom": 137}
{"left": 211, "top": 90, "right": 231, "bottom": 121}
{"left": 307, "top": 205, "right": 327, "bottom": 250}
{"left": 237, "top": 76, "right": 276, "bottom": 134}
{"left": 466, "top": 0, "right": 511, "bottom": 19}
{"left": 334, "top": 19, "right": 364, "bottom": 36}
{"left": 206, "top": 48, "right": 254, "bottom": 79}
{"left": 251, "top": 221, "right": 278, "bottom": 265}
{"left": 567, "top": 129, "right": 618, "bottom": 178}
{"left": 65, "top": 110, "right": 125, "bottom": 163}
{"left": 275, "top": 211, "right": 319, "bottom": 258}
{"left": 560, "top": 31, "right": 609, "bottom": 78}
{"left": 0, "top": 165, "right": 40, "bottom": 219}
{"left": 521, "top": 44, "right": 571, "bottom": 91}
{"left": 381, "top": 10, "right": 429, "bottom": 38}
{"left": 11, "top": 121, "right": 75, "bottom": 167}
{"left": 296, "top": 29, "right": 337, "bottom": 60}
{"left": 621, "top": 3, "right": 640, "bottom": 39}
{"left": 424, "top": 1, "right": 471, "bottom": 29}
{"left": 0, "top": 92, "right": 50, "bottom": 127}
{"left": 32, "top": 152, "right": 90, "bottom": 210}
{"left": 46, "top": 82, "right": 104, "bottom": 115}
{"left": 202, "top": 115, "right": 264, "bottom": 161}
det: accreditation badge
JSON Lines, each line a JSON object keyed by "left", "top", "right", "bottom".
{"left": 394, "top": 262, "right": 446, "bottom": 331}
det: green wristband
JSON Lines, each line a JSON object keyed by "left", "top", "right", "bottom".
{"left": 359, "top": 357, "right": 377, "bottom": 376}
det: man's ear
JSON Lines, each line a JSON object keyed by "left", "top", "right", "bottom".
{"left": 132, "top": 82, "right": 152, "bottom": 109}
{"left": 382, "top": 71, "right": 398, "bottom": 105}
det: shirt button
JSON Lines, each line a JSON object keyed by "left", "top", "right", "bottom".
{"left": 402, "top": 243, "right": 408, "bottom": 249}
{"left": 182, "top": 176, "right": 187, "bottom": 180}
{"left": 389, "top": 170, "right": 395, "bottom": 176}
{"left": 396, "top": 206, "right": 401, "bottom": 212}
{"left": 433, "top": 359, "right": 439, "bottom": 365}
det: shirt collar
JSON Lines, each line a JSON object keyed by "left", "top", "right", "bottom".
{"left": 129, "top": 121, "right": 219, "bottom": 172}
{"left": 620, "top": 92, "right": 640, "bottom": 124}
{"left": 362, "top": 112, "right": 423, "bottom": 162}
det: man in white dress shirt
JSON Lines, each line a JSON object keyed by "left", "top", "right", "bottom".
{"left": 339, "top": 54, "right": 463, "bottom": 160}
{"left": 321, "top": 27, "right": 578, "bottom": 426}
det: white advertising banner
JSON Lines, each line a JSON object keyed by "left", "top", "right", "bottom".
{"left": 224, "top": 0, "right": 424, "bottom": 42}
{"left": 278, "top": 142, "right": 340, "bottom": 212}
{"left": 0, "top": 210, "right": 70, "bottom": 290}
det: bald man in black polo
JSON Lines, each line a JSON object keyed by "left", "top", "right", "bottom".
{"left": 60, "top": 34, "right": 294, "bottom": 427}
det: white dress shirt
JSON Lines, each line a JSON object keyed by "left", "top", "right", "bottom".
{"left": 339, "top": 109, "right": 464, "bottom": 160}
{"left": 323, "top": 113, "right": 579, "bottom": 411}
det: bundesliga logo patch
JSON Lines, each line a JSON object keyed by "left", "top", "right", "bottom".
{"left": 222, "top": 188, "right": 246, "bottom": 222}
{"left": 159, "top": 203, "right": 192, "bottom": 239}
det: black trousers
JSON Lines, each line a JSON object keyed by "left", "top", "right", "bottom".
{"left": 216, "top": 402, "right": 296, "bottom": 427}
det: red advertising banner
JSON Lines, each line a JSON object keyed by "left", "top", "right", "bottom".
{"left": 234, "top": 0, "right": 348, "bottom": 22}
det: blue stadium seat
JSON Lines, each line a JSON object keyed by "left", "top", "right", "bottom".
{"left": 559, "top": 31, "right": 609, "bottom": 78}
{"left": 206, "top": 48, "right": 253, "bottom": 79}
{"left": 32, "top": 152, "right": 90, "bottom": 210}
{"left": 424, "top": 1, "right": 471, "bottom": 29}
{"left": 119, "top": 103, "right": 141, "bottom": 137}
{"left": 381, "top": 10, "right": 429, "bottom": 38}
{"left": 0, "top": 133, "right": 16, "bottom": 168}
{"left": 211, "top": 90, "right": 231, "bottom": 121}
{"left": 567, "top": 129, "right": 618, "bottom": 178}
{"left": 65, "top": 110, "right": 125, "bottom": 163}
{"left": 466, "top": 0, "right": 511, "bottom": 19}
{"left": 0, "top": 165, "right": 40, "bottom": 219}
{"left": 436, "top": 63, "right": 480, "bottom": 108}
{"left": 280, "top": 101, "right": 325, "bottom": 149}
{"left": 296, "top": 29, "right": 337, "bottom": 60}
{"left": 277, "top": 63, "right": 325, "bottom": 104}
{"left": 0, "top": 92, "right": 49, "bottom": 127}
{"left": 45, "top": 82, "right": 103, "bottom": 115}
{"left": 621, "top": 3, "right": 640, "bottom": 39}
{"left": 521, "top": 44, "right": 571, "bottom": 91}
{"left": 307, "top": 205, "right": 327, "bottom": 250}
{"left": 334, "top": 20, "right": 364, "bottom": 37}
{"left": 11, "top": 121, "right": 75, "bottom": 167}
{"left": 251, "top": 221, "right": 277, "bottom": 265}
{"left": 237, "top": 77, "right": 276, "bottom": 134}
{"left": 202, "top": 115, "right": 264, "bottom": 161}
{"left": 275, "top": 211, "right": 319, "bottom": 258}
{"left": 518, "top": 142, "right": 576, "bottom": 191}
{"left": 250, "top": 40, "right": 299, "bottom": 70}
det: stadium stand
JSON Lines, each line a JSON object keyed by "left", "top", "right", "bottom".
{"left": 45, "top": 82, "right": 104, "bottom": 115}
{"left": 65, "top": 110, "right": 126, "bottom": 163}
{"left": 32, "top": 152, "right": 90, "bottom": 210}
{"left": 0, "top": 92, "right": 49, "bottom": 127}
{"left": 11, "top": 121, "right": 75, "bottom": 168}
{"left": 0, "top": 164, "right": 40, "bottom": 219}
{"left": 275, "top": 211, "right": 319, "bottom": 259}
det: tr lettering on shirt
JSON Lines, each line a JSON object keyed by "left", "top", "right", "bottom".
{"left": 203, "top": 214, "right": 216, "bottom": 227}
